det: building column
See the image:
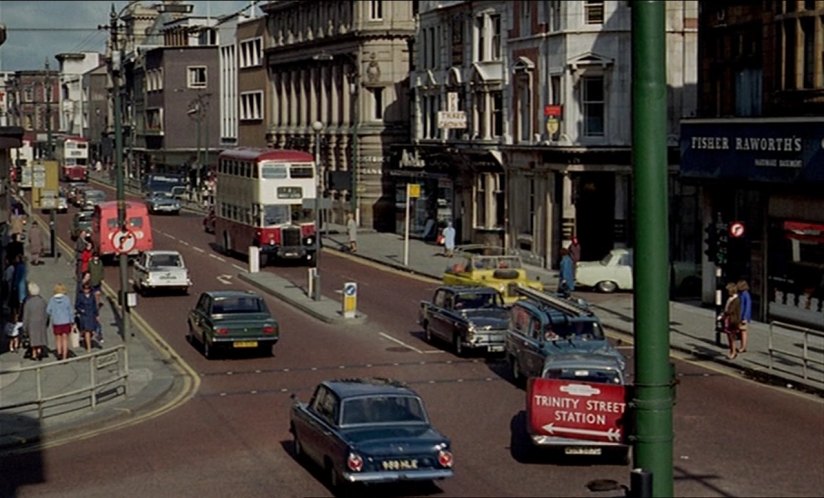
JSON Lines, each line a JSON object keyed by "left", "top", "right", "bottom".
{"left": 561, "top": 172, "right": 575, "bottom": 246}
{"left": 614, "top": 173, "right": 629, "bottom": 248}
{"left": 342, "top": 66, "right": 351, "bottom": 128}
{"left": 309, "top": 66, "right": 318, "bottom": 125}
{"left": 319, "top": 65, "right": 328, "bottom": 127}
{"left": 330, "top": 65, "right": 340, "bottom": 128}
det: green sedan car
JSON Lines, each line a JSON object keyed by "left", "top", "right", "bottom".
{"left": 187, "top": 290, "right": 279, "bottom": 359}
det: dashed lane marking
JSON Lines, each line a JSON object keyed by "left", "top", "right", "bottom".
{"left": 198, "top": 357, "right": 487, "bottom": 378}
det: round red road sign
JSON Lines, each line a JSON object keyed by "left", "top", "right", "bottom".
{"left": 729, "top": 221, "right": 745, "bottom": 238}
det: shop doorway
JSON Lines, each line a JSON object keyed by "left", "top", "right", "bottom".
{"left": 574, "top": 173, "right": 616, "bottom": 261}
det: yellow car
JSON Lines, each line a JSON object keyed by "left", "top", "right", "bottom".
{"left": 442, "top": 246, "right": 543, "bottom": 304}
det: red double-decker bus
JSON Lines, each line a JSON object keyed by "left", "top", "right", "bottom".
{"left": 55, "top": 135, "right": 89, "bottom": 182}
{"left": 214, "top": 148, "right": 318, "bottom": 265}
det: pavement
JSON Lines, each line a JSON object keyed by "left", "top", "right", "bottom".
{"left": 1, "top": 176, "right": 822, "bottom": 454}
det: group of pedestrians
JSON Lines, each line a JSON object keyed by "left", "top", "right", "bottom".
{"left": 3, "top": 204, "right": 103, "bottom": 361}
{"left": 720, "top": 279, "right": 752, "bottom": 360}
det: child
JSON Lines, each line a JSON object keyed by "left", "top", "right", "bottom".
{"left": 5, "top": 314, "right": 23, "bottom": 353}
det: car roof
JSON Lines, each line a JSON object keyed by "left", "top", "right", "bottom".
{"left": 202, "top": 290, "right": 263, "bottom": 300}
{"left": 322, "top": 378, "right": 418, "bottom": 399}
{"left": 146, "top": 250, "right": 181, "bottom": 256}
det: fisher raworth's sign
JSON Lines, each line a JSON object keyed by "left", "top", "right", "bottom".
{"left": 680, "top": 118, "right": 824, "bottom": 184}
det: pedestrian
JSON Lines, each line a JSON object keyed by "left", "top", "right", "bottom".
{"left": 558, "top": 248, "right": 575, "bottom": 297}
{"left": 75, "top": 282, "right": 99, "bottom": 352}
{"left": 78, "top": 241, "right": 93, "bottom": 280}
{"left": 737, "top": 279, "right": 752, "bottom": 353}
{"left": 22, "top": 282, "right": 49, "bottom": 361}
{"left": 89, "top": 252, "right": 104, "bottom": 307}
{"left": 74, "top": 229, "right": 88, "bottom": 275}
{"left": 10, "top": 253, "right": 27, "bottom": 321}
{"left": 568, "top": 236, "right": 581, "bottom": 266}
{"left": 7, "top": 232, "right": 25, "bottom": 263}
{"left": 2, "top": 255, "right": 14, "bottom": 314}
{"left": 28, "top": 222, "right": 45, "bottom": 265}
{"left": 442, "top": 221, "right": 456, "bottom": 257}
{"left": 47, "top": 283, "right": 74, "bottom": 361}
{"left": 347, "top": 214, "right": 358, "bottom": 253}
{"left": 720, "top": 282, "right": 741, "bottom": 360}
{"left": 5, "top": 311, "right": 22, "bottom": 353}
{"left": 10, "top": 212, "right": 25, "bottom": 239}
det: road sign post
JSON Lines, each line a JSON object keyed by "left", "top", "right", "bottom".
{"left": 342, "top": 282, "right": 358, "bottom": 319}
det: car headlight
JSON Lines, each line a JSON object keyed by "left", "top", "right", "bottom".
{"left": 346, "top": 452, "right": 363, "bottom": 472}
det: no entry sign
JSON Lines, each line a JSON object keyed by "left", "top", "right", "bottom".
{"left": 527, "top": 378, "right": 628, "bottom": 443}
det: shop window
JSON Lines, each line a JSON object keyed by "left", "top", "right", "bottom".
{"left": 768, "top": 220, "right": 824, "bottom": 327}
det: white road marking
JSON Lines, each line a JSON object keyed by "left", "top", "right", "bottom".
{"left": 232, "top": 264, "right": 245, "bottom": 272}
{"left": 379, "top": 332, "right": 443, "bottom": 354}
{"left": 192, "top": 247, "right": 205, "bottom": 253}
{"left": 217, "top": 274, "right": 233, "bottom": 285}
{"left": 209, "top": 254, "right": 225, "bottom": 261}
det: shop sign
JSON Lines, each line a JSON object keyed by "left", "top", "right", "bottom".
{"left": 680, "top": 119, "right": 824, "bottom": 183}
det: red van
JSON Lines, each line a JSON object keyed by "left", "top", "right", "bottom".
{"left": 92, "top": 201, "right": 154, "bottom": 260}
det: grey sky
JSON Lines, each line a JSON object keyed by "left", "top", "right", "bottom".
{"left": 0, "top": 1, "right": 256, "bottom": 72}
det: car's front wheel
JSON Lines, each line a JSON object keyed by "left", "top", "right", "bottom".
{"left": 453, "top": 334, "right": 464, "bottom": 356}
{"left": 510, "top": 356, "right": 523, "bottom": 386}
{"left": 203, "top": 338, "right": 213, "bottom": 359}
{"left": 292, "top": 430, "right": 304, "bottom": 461}
{"left": 596, "top": 280, "right": 618, "bottom": 293}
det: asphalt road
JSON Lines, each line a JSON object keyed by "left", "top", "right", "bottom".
{"left": 3, "top": 185, "right": 823, "bottom": 497}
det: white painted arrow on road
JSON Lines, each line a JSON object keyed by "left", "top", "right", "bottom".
{"left": 217, "top": 274, "right": 233, "bottom": 285}
{"left": 542, "top": 424, "right": 622, "bottom": 442}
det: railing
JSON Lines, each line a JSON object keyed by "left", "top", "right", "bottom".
{"left": 0, "top": 345, "right": 129, "bottom": 421}
{"left": 768, "top": 321, "right": 824, "bottom": 381}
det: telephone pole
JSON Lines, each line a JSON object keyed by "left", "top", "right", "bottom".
{"left": 45, "top": 58, "right": 57, "bottom": 258}
{"left": 100, "top": 3, "right": 131, "bottom": 341}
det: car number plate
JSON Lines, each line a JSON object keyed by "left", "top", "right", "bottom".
{"left": 381, "top": 459, "right": 418, "bottom": 470}
{"left": 564, "top": 447, "right": 601, "bottom": 456}
{"left": 488, "top": 345, "right": 504, "bottom": 352}
{"left": 233, "top": 341, "right": 258, "bottom": 348}
{"left": 284, "top": 252, "right": 297, "bottom": 257}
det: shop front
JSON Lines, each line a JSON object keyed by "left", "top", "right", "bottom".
{"left": 681, "top": 118, "right": 824, "bottom": 328}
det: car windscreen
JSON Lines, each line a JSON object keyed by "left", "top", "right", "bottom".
{"left": 149, "top": 254, "right": 182, "bottom": 268}
{"left": 341, "top": 395, "right": 427, "bottom": 426}
{"left": 455, "top": 292, "right": 502, "bottom": 309}
{"left": 543, "top": 367, "right": 623, "bottom": 385}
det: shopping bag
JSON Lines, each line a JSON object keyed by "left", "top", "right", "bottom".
{"left": 70, "top": 325, "right": 80, "bottom": 349}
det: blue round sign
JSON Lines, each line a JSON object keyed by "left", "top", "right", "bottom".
{"left": 344, "top": 283, "right": 357, "bottom": 296}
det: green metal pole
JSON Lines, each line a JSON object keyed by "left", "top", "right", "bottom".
{"left": 631, "top": 2, "right": 673, "bottom": 496}
{"left": 111, "top": 4, "right": 131, "bottom": 341}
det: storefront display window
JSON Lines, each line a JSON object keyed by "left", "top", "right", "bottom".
{"left": 767, "top": 220, "right": 824, "bottom": 328}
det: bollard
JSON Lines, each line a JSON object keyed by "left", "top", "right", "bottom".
{"left": 308, "top": 267, "right": 320, "bottom": 300}
{"left": 249, "top": 246, "right": 260, "bottom": 273}
{"left": 342, "top": 282, "right": 357, "bottom": 318}
{"left": 630, "top": 468, "right": 652, "bottom": 498}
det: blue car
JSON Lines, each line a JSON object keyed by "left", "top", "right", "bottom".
{"left": 290, "top": 378, "right": 454, "bottom": 491}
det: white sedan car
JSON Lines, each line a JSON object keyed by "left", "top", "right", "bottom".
{"left": 576, "top": 249, "right": 701, "bottom": 294}
{"left": 576, "top": 249, "right": 634, "bottom": 293}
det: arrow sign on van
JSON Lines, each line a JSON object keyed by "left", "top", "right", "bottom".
{"left": 541, "top": 423, "right": 622, "bottom": 442}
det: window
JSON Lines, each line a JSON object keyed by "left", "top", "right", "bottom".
{"left": 240, "top": 91, "right": 263, "bottom": 120}
{"left": 548, "top": 0, "right": 561, "bottom": 31}
{"left": 370, "top": 0, "right": 383, "bottom": 20}
{"left": 239, "top": 37, "right": 263, "bottom": 68}
{"left": 145, "top": 108, "right": 163, "bottom": 132}
{"left": 474, "top": 173, "right": 505, "bottom": 229}
{"left": 585, "top": 0, "right": 604, "bottom": 25}
{"left": 490, "top": 15, "right": 501, "bottom": 60}
{"left": 491, "top": 90, "right": 503, "bottom": 138}
{"left": 801, "top": 17, "right": 815, "bottom": 88}
{"left": 188, "top": 66, "right": 207, "bottom": 88}
{"left": 520, "top": 1, "right": 531, "bottom": 36}
{"left": 517, "top": 76, "right": 532, "bottom": 141}
{"left": 581, "top": 76, "right": 604, "bottom": 137}
{"left": 550, "top": 75, "right": 562, "bottom": 105}
{"left": 23, "top": 87, "right": 33, "bottom": 102}
{"left": 476, "top": 16, "right": 486, "bottom": 61}
{"left": 371, "top": 87, "right": 384, "bottom": 121}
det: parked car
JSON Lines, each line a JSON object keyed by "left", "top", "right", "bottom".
{"left": 187, "top": 290, "right": 279, "bottom": 359}
{"left": 81, "top": 188, "right": 107, "bottom": 209}
{"left": 442, "top": 245, "right": 544, "bottom": 304}
{"left": 419, "top": 285, "right": 509, "bottom": 355}
{"left": 132, "top": 250, "right": 192, "bottom": 295}
{"left": 70, "top": 208, "right": 95, "bottom": 240}
{"left": 505, "top": 288, "right": 626, "bottom": 385}
{"left": 576, "top": 249, "right": 701, "bottom": 294}
{"left": 145, "top": 190, "right": 181, "bottom": 215}
{"left": 290, "top": 378, "right": 454, "bottom": 491}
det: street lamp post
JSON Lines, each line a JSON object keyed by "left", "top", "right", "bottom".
{"left": 311, "top": 120, "right": 324, "bottom": 301}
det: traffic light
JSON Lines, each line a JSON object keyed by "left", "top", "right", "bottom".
{"left": 716, "top": 224, "right": 729, "bottom": 266}
{"left": 704, "top": 224, "right": 718, "bottom": 262}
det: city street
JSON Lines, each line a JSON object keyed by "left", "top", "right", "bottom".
{"left": 1, "top": 185, "right": 822, "bottom": 497}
